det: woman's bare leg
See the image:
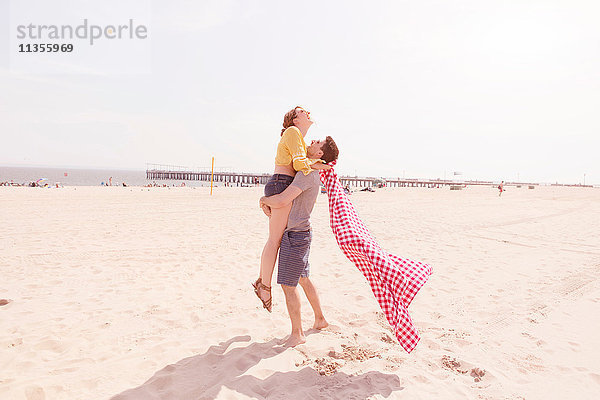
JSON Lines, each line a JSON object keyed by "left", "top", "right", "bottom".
{"left": 258, "top": 203, "right": 292, "bottom": 302}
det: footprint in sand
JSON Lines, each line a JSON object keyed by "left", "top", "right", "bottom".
{"left": 313, "top": 357, "right": 343, "bottom": 376}
{"left": 34, "top": 339, "right": 67, "bottom": 353}
{"left": 318, "top": 324, "right": 342, "bottom": 334}
{"left": 190, "top": 312, "right": 200, "bottom": 323}
{"left": 1, "top": 337, "right": 23, "bottom": 348}
{"left": 589, "top": 372, "right": 600, "bottom": 384}
{"left": 302, "top": 343, "right": 381, "bottom": 376}
{"left": 329, "top": 344, "right": 380, "bottom": 362}
{"left": 0, "top": 299, "right": 12, "bottom": 306}
{"left": 380, "top": 333, "right": 394, "bottom": 344}
{"left": 470, "top": 368, "right": 486, "bottom": 382}
{"left": 441, "top": 355, "right": 489, "bottom": 383}
{"left": 25, "top": 386, "right": 45, "bottom": 400}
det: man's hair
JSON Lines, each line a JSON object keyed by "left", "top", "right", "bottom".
{"left": 321, "top": 136, "right": 339, "bottom": 163}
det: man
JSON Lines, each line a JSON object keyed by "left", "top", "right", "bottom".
{"left": 259, "top": 136, "right": 339, "bottom": 347}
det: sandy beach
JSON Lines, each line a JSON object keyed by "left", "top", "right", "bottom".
{"left": 1, "top": 184, "right": 599, "bottom": 400}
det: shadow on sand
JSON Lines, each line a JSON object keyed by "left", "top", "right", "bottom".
{"left": 111, "top": 335, "right": 404, "bottom": 400}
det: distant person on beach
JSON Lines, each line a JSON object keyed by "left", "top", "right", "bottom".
{"left": 252, "top": 106, "right": 331, "bottom": 313}
{"left": 109, "top": 177, "right": 113, "bottom": 186}
{"left": 259, "top": 137, "right": 339, "bottom": 346}
{"left": 498, "top": 181, "right": 504, "bottom": 197}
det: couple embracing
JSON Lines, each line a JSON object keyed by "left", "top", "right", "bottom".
{"left": 253, "top": 106, "right": 339, "bottom": 347}
{"left": 253, "top": 106, "right": 432, "bottom": 353}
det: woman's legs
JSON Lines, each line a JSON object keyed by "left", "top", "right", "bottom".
{"left": 258, "top": 203, "right": 292, "bottom": 303}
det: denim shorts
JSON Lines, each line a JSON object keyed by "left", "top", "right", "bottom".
{"left": 264, "top": 174, "right": 294, "bottom": 197}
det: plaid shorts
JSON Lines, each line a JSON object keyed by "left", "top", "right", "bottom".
{"left": 277, "top": 230, "right": 311, "bottom": 287}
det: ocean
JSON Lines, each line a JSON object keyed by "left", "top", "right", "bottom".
{"left": 0, "top": 166, "right": 216, "bottom": 187}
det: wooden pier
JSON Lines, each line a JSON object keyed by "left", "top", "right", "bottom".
{"left": 145, "top": 164, "right": 539, "bottom": 188}
{"left": 146, "top": 164, "right": 270, "bottom": 185}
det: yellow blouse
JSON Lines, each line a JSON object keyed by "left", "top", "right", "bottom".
{"left": 275, "top": 126, "right": 323, "bottom": 175}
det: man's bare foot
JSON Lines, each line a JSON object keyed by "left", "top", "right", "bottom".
{"left": 284, "top": 334, "right": 306, "bottom": 347}
{"left": 313, "top": 318, "right": 329, "bottom": 330}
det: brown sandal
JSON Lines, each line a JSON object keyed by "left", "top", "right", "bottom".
{"left": 252, "top": 278, "right": 272, "bottom": 313}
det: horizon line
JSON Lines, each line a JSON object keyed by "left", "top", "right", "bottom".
{"left": 1, "top": 163, "right": 597, "bottom": 187}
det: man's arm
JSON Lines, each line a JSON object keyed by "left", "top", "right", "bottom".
{"left": 310, "top": 162, "right": 331, "bottom": 170}
{"left": 260, "top": 184, "right": 303, "bottom": 209}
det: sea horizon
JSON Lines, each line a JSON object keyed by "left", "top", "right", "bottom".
{"left": 0, "top": 165, "right": 597, "bottom": 188}
{"left": 0, "top": 166, "right": 210, "bottom": 187}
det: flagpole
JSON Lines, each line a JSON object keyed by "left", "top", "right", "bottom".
{"left": 210, "top": 157, "right": 214, "bottom": 195}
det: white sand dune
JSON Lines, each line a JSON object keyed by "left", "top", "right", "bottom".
{"left": 1, "top": 185, "right": 599, "bottom": 399}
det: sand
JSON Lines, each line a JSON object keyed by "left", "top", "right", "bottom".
{"left": 1, "top": 184, "right": 599, "bottom": 399}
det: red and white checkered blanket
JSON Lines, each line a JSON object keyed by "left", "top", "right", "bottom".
{"left": 319, "top": 162, "right": 433, "bottom": 353}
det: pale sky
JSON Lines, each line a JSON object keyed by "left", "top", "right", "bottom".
{"left": 1, "top": 0, "right": 599, "bottom": 184}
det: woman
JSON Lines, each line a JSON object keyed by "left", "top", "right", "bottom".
{"left": 253, "top": 106, "right": 330, "bottom": 312}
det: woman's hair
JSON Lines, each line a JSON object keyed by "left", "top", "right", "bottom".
{"left": 281, "top": 106, "right": 303, "bottom": 136}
